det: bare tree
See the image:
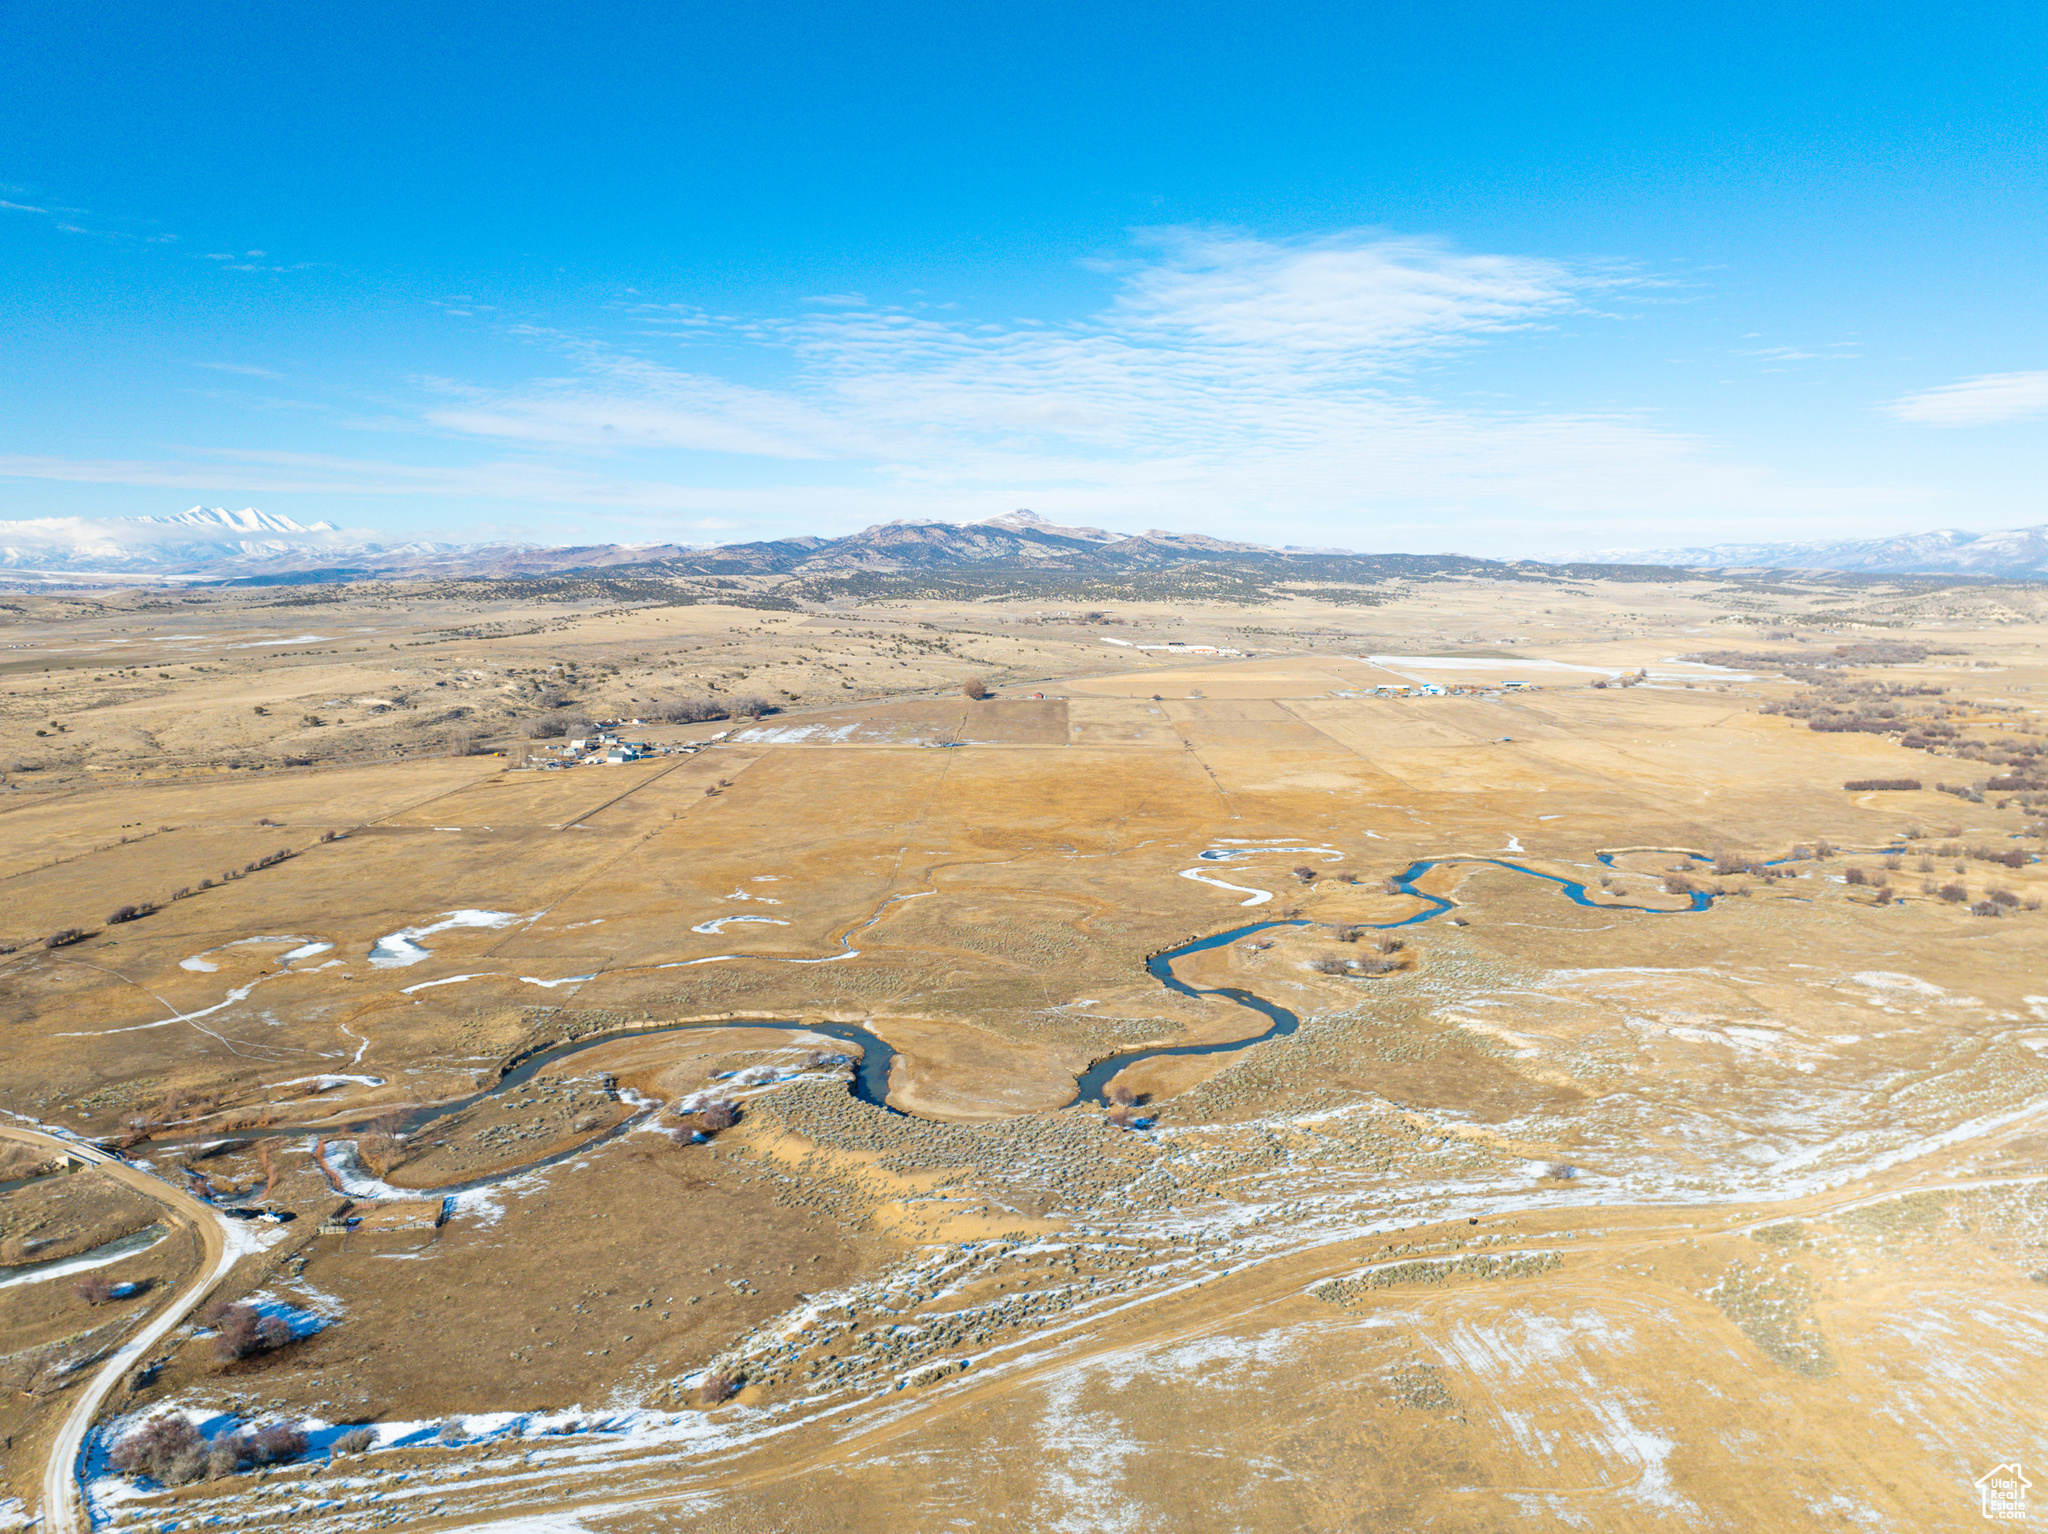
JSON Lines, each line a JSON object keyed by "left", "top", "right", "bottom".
{"left": 696, "top": 1371, "right": 740, "bottom": 1405}
{"left": 210, "top": 1302, "right": 262, "bottom": 1361}
{"left": 356, "top": 1112, "right": 405, "bottom": 1177}
{"left": 962, "top": 677, "right": 990, "bottom": 700}
{"left": 110, "top": 1415, "right": 208, "bottom": 1485}
{"left": 654, "top": 697, "right": 726, "bottom": 724}
{"left": 1291, "top": 865, "right": 1316, "bottom": 883}
{"left": 696, "top": 1100, "right": 739, "bottom": 1133}
{"left": 45, "top": 927, "right": 89, "bottom": 949}
{"left": 250, "top": 1422, "right": 308, "bottom": 1464}
{"left": 74, "top": 1276, "right": 116, "bottom": 1306}
{"left": 206, "top": 1433, "right": 247, "bottom": 1479}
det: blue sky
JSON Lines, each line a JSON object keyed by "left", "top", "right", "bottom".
{"left": 2, "top": 0, "right": 2043, "bottom": 554}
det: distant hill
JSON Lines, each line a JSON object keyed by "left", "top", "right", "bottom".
{"left": 1554, "top": 524, "right": 2048, "bottom": 578}
{"left": 0, "top": 506, "right": 703, "bottom": 583}
{"left": 6, "top": 504, "right": 2036, "bottom": 592}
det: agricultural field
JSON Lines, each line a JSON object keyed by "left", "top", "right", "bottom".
{"left": 3, "top": 569, "right": 2047, "bottom": 1532}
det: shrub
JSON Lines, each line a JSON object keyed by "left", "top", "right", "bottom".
{"left": 210, "top": 1301, "right": 261, "bottom": 1360}
{"left": 1291, "top": 865, "right": 1316, "bottom": 883}
{"left": 1873, "top": 887, "right": 1894, "bottom": 905}
{"left": 333, "top": 1426, "right": 377, "bottom": 1455}
{"left": 728, "top": 694, "right": 772, "bottom": 719}
{"left": 107, "top": 902, "right": 155, "bottom": 924}
{"left": 1309, "top": 956, "right": 1350, "bottom": 975}
{"left": 1108, "top": 1084, "right": 1140, "bottom": 1108}
{"left": 1843, "top": 779, "right": 1921, "bottom": 791}
{"left": 250, "top": 1422, "right": 307, "bottom": 1464}
{"left": 1937, "top": 883, "right": 1969, "bottom": 903}
{"left": 962, "top": 678, "right": 990, "bottom": 700}
{"left": 110, "top": 1415, "right": 208, "bottom": 1485}
{"left": 207, "top": 1432, "right": 248, "bottom": 1478}
{"left": 696, "top": 1371, "right": 740, "bottom": 1405}
{"left": 1971, "top": 900, "right": 2003, "bottom": 918}
{"left": 1376, "top": 935, "right": 1406, "bottom": 954}
{"left": 74, "top": 1276, "right": 116, "bottom": 1306}
{"left": 1844, "top": 868, "right": 1867, "bottom": 885}
{"left": 1989, "top": 888, "right": 2020, "bottom": 906}
{"left": 209, "top": 1301, "right": 293, "bottom": 1361}
{"left": 696, "top": 1100, "right": 739, "bottom": 1133}
{"left": 45, "top": 928, "right": 89, "bottom": 949}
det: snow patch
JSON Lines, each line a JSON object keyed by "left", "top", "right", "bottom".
{"left": 369, "top": 910, "right": 524, "bottom": 968}
{"left": 690, "top": 916, "right": 791, "bottom": 936}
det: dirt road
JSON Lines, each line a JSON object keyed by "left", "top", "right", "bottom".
{"left": 0, "top": 1124, "right": 238, "bottom": 1534}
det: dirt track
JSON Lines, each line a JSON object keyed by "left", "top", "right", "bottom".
{"left": 1, "top": 1125, "right": 236, "bottom": 1534}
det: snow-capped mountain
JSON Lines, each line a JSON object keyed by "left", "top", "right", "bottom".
{"left": 135, "top": 506, "right": 342, "bottom": 536}
{"left": 1555, "top": 524, "right": 2048, "bottom": 578}
{"left": 11, "top": 503, "right": 2045, "bottom": 588}
{"left": 0, "top": 506, "right": 467, "bottom": 577}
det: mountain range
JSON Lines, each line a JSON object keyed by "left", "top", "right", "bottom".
{"left": 1554, "top": 524, "right": 2048, "bottom": 578}
{"left": 2, "top": 506, "right": 2046, "bottom": 587}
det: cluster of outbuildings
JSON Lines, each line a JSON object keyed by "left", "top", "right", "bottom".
{"left": 1353, "top": 680, "right": 1538, "bottom": 698}
{"left": 525, "top": 720, "right": 720, "bottom": 770}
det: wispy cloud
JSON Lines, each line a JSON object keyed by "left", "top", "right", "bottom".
{"left": 407, "top": 229, "right": 1879, "bottom": 522}
{"left": 0, "top": 229, "right": 1913, "bottom": 540}
{"left": 1886, "top": 370, "right": 2048, "bottom": 426}
{"left": 192, "top": 361, "right": 285, "bottom": 379}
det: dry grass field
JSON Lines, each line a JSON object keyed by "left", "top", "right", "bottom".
{"left": 3, "top": 568, "right": 2046, "bottom": 1531}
